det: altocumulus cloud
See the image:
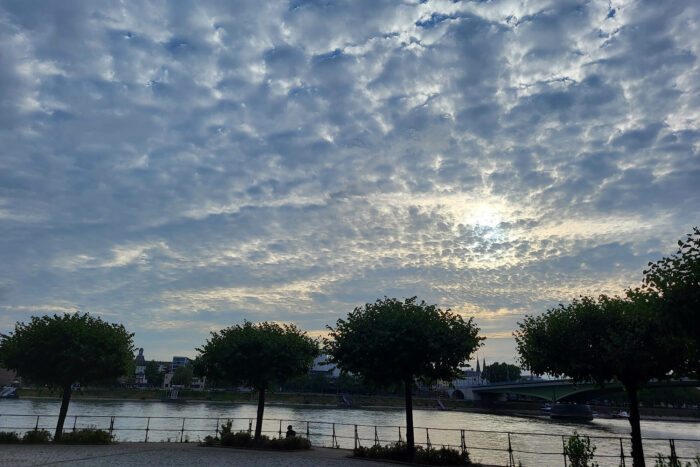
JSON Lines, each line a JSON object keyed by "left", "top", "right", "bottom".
{"left": 0, "top": 0, "right": 698, "bottom": 362}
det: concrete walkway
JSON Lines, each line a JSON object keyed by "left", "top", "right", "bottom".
{"left": 0, "top": 443, "right": 395, "bottom": 466}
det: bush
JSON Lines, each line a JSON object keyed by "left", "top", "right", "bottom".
{"left": 564, "top": 432, "right": 599, "bottom": 467}
{"left": 203, "top": 422, "right": 311, "bottom": 451}
{"left": 354, "top": 442, "right": 471, "bottom": 466}
{"left": 57, "top": 427, "right": 113, "bottom": 444}
{"left": 22, "top": 429, "right": 52, "bottom": 444}
{"left": 0, "top": 431, "right": 22, "bottom": 444}
{"left": 221, "top": 431, "right": 255, "bottom": 448}
{"left": 267, "top": 436, "right": 312, "bottom": 450}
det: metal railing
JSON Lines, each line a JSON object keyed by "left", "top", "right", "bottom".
{"left": 1, "top": 413, "right": 698, "bottom": 466}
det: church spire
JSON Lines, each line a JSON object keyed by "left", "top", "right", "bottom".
{"left": 476, "top": 357, "right": 481, "bottom": 373}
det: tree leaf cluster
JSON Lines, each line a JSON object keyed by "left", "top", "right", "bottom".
{"left": 482, "top": 361, "right": 521, "bottom": 383}
{"left": 325, "top": 297, "right": 483, "bottom": 386}
{"left": 195, "top": 321, "right": 319, "bottom": 391}
{"left": 0, "top": 313, "right": 135, "bottom": 387}
{"left": 171, "top": 364, "right": 193, "bottom": 386}
{"left": 144, "top": 360, "right": 164, "bottom": 388}
{"left": 641, "top": 227, "right": 700, "bottom": 377}
{"left": 514, "top": 294, "right": 685, "bottom": 390}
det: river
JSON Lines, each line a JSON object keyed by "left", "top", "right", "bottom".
{"left": 1, "top": 399, "right": 698, "bottom": 466}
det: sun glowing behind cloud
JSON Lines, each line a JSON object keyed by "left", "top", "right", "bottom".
{"left": 463, "top": 204, "right": 505, "bottom": 228}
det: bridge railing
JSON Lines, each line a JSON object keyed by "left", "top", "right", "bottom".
{"left": 1, "top": 413, "right": 698, "bottom": 466}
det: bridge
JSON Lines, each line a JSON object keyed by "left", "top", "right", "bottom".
{"left": 451, "top": 379, "right": 699, "bottom": 402}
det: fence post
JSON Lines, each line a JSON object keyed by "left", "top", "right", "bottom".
{"left": 144, "top": 417, "right": 150, "bottom": 443}
{"left": 72, "top": 415, "right": 77, "bottom": 432}
{"left": 619, "top": 437, "right": 626, "bottom": 467}
{"left": 248, "top": 418, "right": 252, "bottom": 436}
{"left": 398, "top": 426, "right": 402, "bottom": 443}
{"left": 426, "top": 427, "right": 431, "bottom": 449}
{"left": 278, "top": 420, "right": 283, "bottom": 439}
{"left": 109, "top": 416, "right": 115, "bottom": 438}
{"left": 354, "top": 425, "right": 359, "bottom": 449}
{"left": 561, "top": 435, "right": 568, "bottom": 467}
{"left": 180, "top": 418, "right": 186, "bottom": 442}
{"left": 35, "top": 415, "right": 40, "bottom": 430}
{"left": 215, "top": 418, "right": 219, "bottom": 438}
{"left": 375, "top": 426, "right": 379, "bottom": 446}
{"left": 306, "top": 421, "right": 310, "bottom": 440}
{"left": 332, "top": 423, "right": 337, "bottom": 448}
{"left": 669, "top": 439, "right": 678, "bottom": 465}
{"left": 508, "top": 432, "right": 515, "bottom": 467}
{"left": 461, "top": 429, "right": 466, "bottom": 455}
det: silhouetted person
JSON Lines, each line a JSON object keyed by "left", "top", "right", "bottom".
{"left": 286, "top": 425, "right": 296, "bottom": 438}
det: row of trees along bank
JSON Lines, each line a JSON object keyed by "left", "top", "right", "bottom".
{"left": 515, "top": 227, "right": 700, "bottom": 467}
{"left": 194, "top": 298, "right": 483, "bottom": 460}
{"left": 0, "top": 297, "right": 483, "bottom": 461}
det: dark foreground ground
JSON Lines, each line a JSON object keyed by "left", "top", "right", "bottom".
{"left": 0, "top": 443, "right": 392, "bottom": 466}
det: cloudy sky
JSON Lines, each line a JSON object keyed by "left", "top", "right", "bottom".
{"left": 1, "top": 0, "right": 698, "bottom": 364}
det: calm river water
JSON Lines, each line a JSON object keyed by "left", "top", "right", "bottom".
{"left": 1, "top": 398, "right": 698, "bottom": 466}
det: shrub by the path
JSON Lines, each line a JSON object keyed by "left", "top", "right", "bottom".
{"left": 202, "top": 430, "right": 311, "bottom": 451}
{"left": 57, "top": 428, "right": 113, "bottom": 444}
{"left": 22, "top": 429, "right": 52, "bottom": 443}
{"left": 355, "top": 442, "right": 472, "bottom": 466}
{"left": 0, "top": 431, "right": 21, "bottom": 443}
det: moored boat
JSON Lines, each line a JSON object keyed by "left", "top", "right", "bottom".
{"left": 0, "top": 386, "right": 18, "bottom": 399}
{"left": 549, "top": 403, "right": 594, "bottom": 421}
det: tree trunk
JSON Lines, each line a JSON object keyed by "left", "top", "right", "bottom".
{"left": 627, "top": 387, "right": 645, "bottom": 467}
{"left": 404, "top": 377, "right": 415, "bottom": 462}
{"left": 54, "top": 384, "right": 72, "bottom": 441}
{"left": 254, "top": 386, "right": 266, "bottom": 441}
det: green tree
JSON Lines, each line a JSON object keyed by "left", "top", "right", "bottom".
{"left": 144, "top": 361, "right": 164, "bottom": 388}
{"left": 482, "top": 361, "right": 521, "bottom": 383}
{"left": 195, "top": 321, "right": 318, "bottom": 440}
{"left": 0, "top": 313, "right": 134, "bottom": 440}
{"left": 325, "top": 297, "right": 483, "bottom": 461}
{"left": 515, "top": 294, "right": 686, "bottom": 467}
{"left": 641, "top": 227, "right": 700, "bottom": 377}
{"left": 171, "top": 364, "right": 193, "bottom": 387}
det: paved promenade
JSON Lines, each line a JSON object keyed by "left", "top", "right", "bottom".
{"left": 0, "top": 443, "right": 393, "bottom": 466}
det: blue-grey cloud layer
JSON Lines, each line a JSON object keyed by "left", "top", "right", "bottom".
{"left": 1, "top": 0, "right": 698, "bottom": 361}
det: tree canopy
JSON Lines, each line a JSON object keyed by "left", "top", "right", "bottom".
{"left": 514, "top": 292, "right": 690, "bottom": 466}
{"left": 171, "top": 364, "right": 193, "bottom": 387}
{"left": 0, "top": 313, "right": 134, "bottom": 440}
{"left": 482, "top": 362, "right": 521, "bottom": 383}
{"left": 641, "top": 227, "right": 700, "bottom": 377}
{"left": 514, "top": 294, "right": 684, "bottom": 387}
{"left": 195, "top": 321, "right": 318, "bottom": 439}
{"left": 325, "top": 297, "right": 483, "bottom": 460}
{"left": 144, "top": 361, "right": 164, "bottom": 388}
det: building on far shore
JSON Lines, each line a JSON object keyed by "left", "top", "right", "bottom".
{"left": 171, "top": 356, "right": 189, "bottom": 371}
{"left": 311, "top": 355, "right": 340, "bottom": 377}
{"left": 134, "top": 348, "right": 147, "bottom": 386}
